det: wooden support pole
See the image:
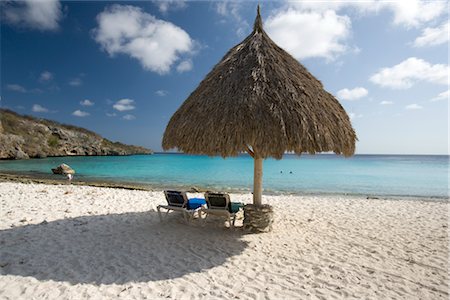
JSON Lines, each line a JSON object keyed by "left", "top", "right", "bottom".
{"left": 253, "top": 156, "right": 263, "bottom": 206}
{"left": 246, "top": 146, "right": 255, "bottom": 158}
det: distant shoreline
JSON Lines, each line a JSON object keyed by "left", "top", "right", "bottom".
{"left": 0, "top": 171, "right": 447, "bottom": 202}
{"left": 0, "top": 171, "right": 151, "bottom": 191}
{"left": 0, "top": 153, "right": 153, "bottom": 161}
{"left": 1, "top": 153, "right": 448, "bottom": 161}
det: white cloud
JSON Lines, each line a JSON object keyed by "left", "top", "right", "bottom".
{"left": 93, "top": 5, "right": 194, "bottom": 74}
{"left": 176, "top": 59, "right": 193, "bottom": 73}
{"left": 337, "top": 87, "right": 368, "bottom": 101}
{"left": 382, "top": 0, "right": 447, "bottom": 28}
{"left": 6, "top": 84, "right": 26, "bottom": 93}
{"left": 106, "top": 112, "right": 117, "bottom": 117}
{"left": 156, "top": 0, "right": 186, "bottom": 14}
{"left": 69, "top": 78, "right": 82, "bottom": 86}
{"left": 113, "top": 98, "right": 135, "bottom": 111}
{"left": 72, "top": 110, "right": 90, "bottom": 117}
{"left": 262, "top": 0, "right": 446, "bottom": 63}
{"left": 215, "top": 2, "right": 249, "bottom": 38}
{"left": 32, "top": 104, "right": 49, "bottom": 113}
{"left": 290, "top": 1, "right": 376, "bottom": 12}
{"left": 266, "top": 9, "right": 351, "bottom": 60}
{"left": 155, "top": 90, "right": 168, "bottom": 96}
{"left": 47, "top": 85, "right": 59, "bottom": 92}
{"left": 39, "top": 71, "right": 53, "bottom": 82}
{"left": 1, "top": 0, "right": 62, "bottom": 31}
{"left": 349, "top": 112, "right": 363, "bottom": 120}
{"left": 405, "top": 104, "right": 423, "bottom": 110}
{"left": 80, "top": 99, "right": 94, "bottom": 106}
{"left": 380, "top": 101, "right": 394, "bottom": 105}
{"left": 430, "top": 90, "right": 449, "bottom": 102}
{"left": 413, "top": 21, "right": 449, "bottom": 48}
{"left": 122, "top": 114, "right": 136, "bottom": 120}
{"left": 291, "top": 0, "right": 447, "bottom": 28}
{"left": 31, "top": 88, "right": 44, "bottom": 94}
{"left": 370, "top": 57, "right": 449, "bottom": 89}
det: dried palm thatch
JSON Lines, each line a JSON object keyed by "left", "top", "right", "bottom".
{"left": 163, "top": 7, "right": 356, "bottom": 159}
{"left": 163, "top": 6, "right": 356, "bottom": 206}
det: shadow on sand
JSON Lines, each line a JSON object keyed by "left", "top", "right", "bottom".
{"left": 0, "top": 211, "right": 248, "bottom": 284}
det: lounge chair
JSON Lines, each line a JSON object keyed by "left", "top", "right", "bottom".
{"left": 157, "top": 190, "right": 202, "bottom": 222}
{"left": 200, "top": 192, "right": 243, "bottom": 228}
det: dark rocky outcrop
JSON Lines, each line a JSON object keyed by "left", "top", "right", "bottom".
{"left": 0, "top": 109, "right": 153, "bottom": 159}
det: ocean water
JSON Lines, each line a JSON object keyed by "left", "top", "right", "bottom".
{"left": 0, "top": 154, "right": 448, "bottom": 198}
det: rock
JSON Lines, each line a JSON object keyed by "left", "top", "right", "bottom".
{"left": 52, "top": 163, "right": 75, "bottom": 175}
{"left": 0, "top": 109, "right": 153, "bottom": 160}
{"left": 0, "top": 134, "right": 25, "bottom": 159}
{"left": 15, "top": 148, "right": 29, "bottom": 159}
{"left": 243, "top": 204, "right": 274, "bottom": 233}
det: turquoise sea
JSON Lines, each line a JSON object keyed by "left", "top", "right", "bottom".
{"left": 0, "top": 154, "right": 448, "bottom": 198}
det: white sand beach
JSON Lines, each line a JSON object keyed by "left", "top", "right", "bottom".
{"left": 0, "top": 182, "right": 448, "bottom": 299}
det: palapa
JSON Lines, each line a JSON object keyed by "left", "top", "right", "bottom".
{"left": 163, "top": 6, "right": 357, "bottom": 206}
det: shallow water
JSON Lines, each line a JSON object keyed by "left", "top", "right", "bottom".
{"left": 0, "top": 154, "right": 448, "bottom": 198}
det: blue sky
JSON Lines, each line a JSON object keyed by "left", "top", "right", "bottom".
{"left": 1, "top": 1, "right": 448, "bottom": 155}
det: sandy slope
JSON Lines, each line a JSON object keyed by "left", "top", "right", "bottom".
{"left": 0, "top": 182, "right": 448, "bottom": 299}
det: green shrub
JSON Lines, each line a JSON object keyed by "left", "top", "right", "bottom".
{"left": 47, "top": 135, "right": 59, "bottom": 147}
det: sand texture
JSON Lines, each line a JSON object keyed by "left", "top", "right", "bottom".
{"left": 0, "top": 182, "right": 448, "bottom": 299}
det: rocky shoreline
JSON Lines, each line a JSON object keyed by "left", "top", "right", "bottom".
{"left": 0, "top": 109, "right": 152, "bottom": 159}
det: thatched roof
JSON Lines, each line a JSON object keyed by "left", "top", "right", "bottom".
{"left": 163, "top": 6, "right": 356, "bottom": 159}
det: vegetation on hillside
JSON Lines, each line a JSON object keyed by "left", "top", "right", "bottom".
{"left": 0, "top": 109, "right": 153, "bottom": 159}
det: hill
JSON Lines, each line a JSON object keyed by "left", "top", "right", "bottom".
{"left": 0, "top": 109, "right": 153, "bottom": 159}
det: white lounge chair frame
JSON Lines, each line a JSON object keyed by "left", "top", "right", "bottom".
{"left": 157, "top": 190, "right": 200, "bottom": 223}
{"left": 200, "top": 192, "right": 237, "bottom": 228}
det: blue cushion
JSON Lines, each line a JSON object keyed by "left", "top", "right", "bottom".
{"left": 187, "top": 198, "right": 206, "bottom": 210}
{"left": 229, "top": 202, "right": 244, "bottom": 213}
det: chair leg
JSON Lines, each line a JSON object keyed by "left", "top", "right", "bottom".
{"left": 232, "top": 214, "right": 237, "bottom": 228}
{"left": 188, "top": 211, "right": 195, "bottom": 223}
{"left": 157, "top": 206, "right": 162, "bottom": 222}
{"left": 202, "top": 213, "right": 208, "bottom": 227}
{"left": 182, "top": 211, "right": 189, "bottom": 223}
